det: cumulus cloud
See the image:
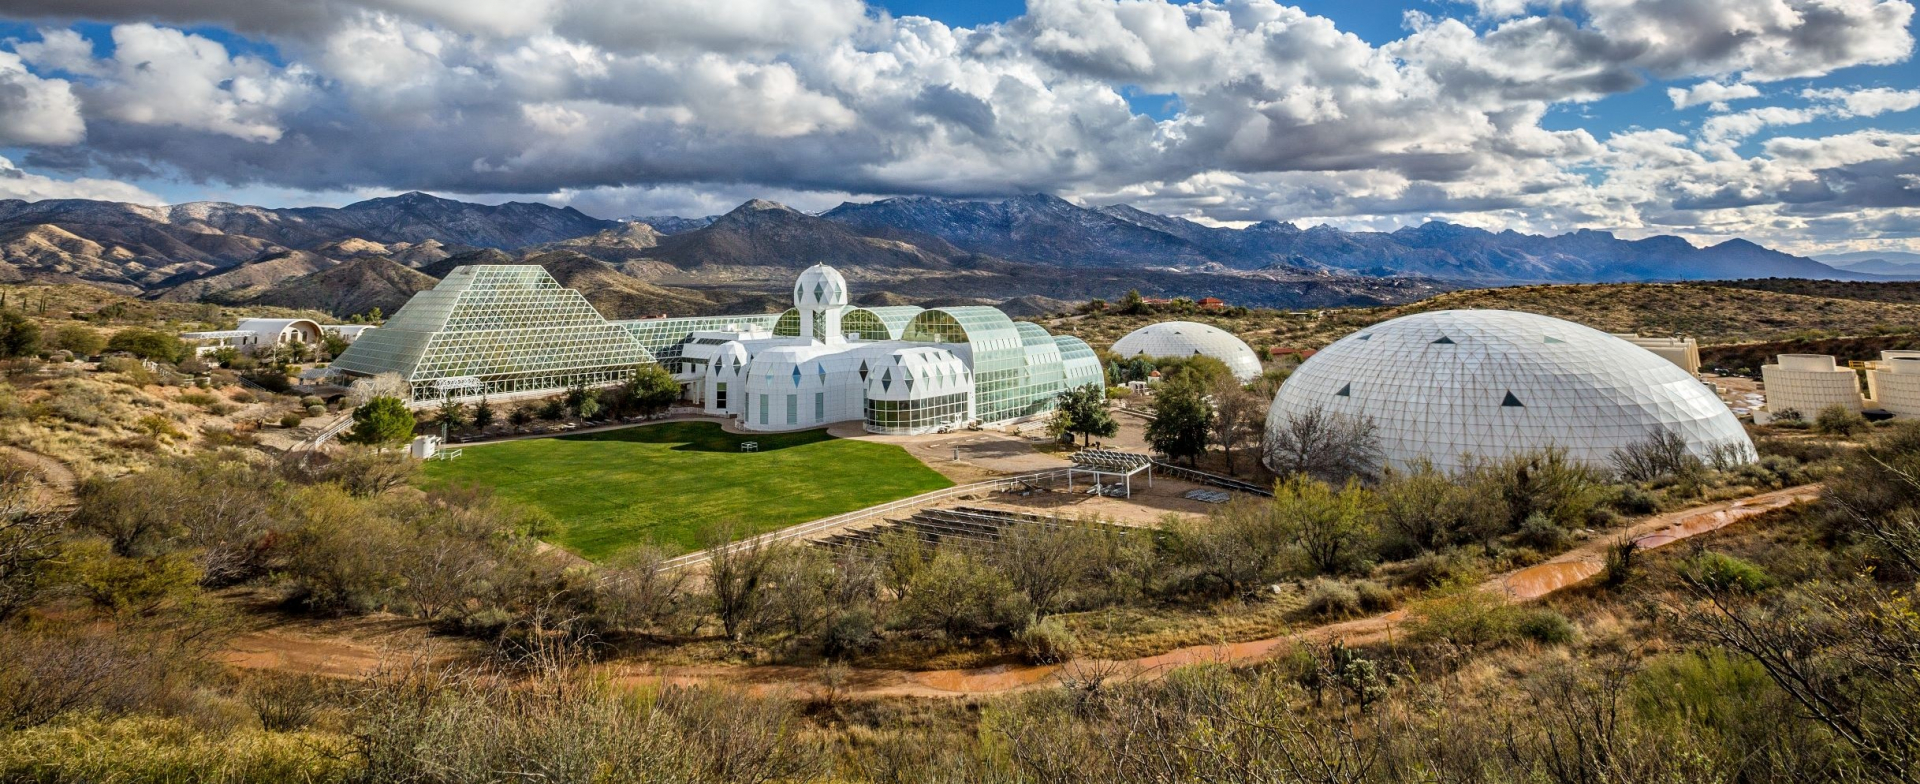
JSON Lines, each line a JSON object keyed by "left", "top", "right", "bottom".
{"left": 0, "top": 51, "right": 85, "bottom": 145}
{"left": 0, "top": 0, "right": 1916, "bottom": 251}
{"left": 1668, "top": 80, "right": 1762, "bottom": 110}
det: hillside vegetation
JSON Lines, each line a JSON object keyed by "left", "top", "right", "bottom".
{"left": 1039, "top": 281, "right": 1920, "bottom": 355}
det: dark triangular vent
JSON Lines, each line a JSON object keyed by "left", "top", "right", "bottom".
{"left": 1501, "top": 391, "right": 1524, "bottom": 407}
{"left": 1432, "top": 336, "right": 1455, "bottom": 345}
{"left": 1335, "top": 383, "right": 1351, "bottom": 397}
{"left": 1544, "top": 336, "right": 1565, "bottom": 344}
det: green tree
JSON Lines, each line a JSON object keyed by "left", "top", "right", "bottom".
{"left": 345, "top": 397, "right": 416, "bottom": 448}
{"left": 1119, "top": 289, "right": 1148, "bottom": 315}
{"left": 625, "top": 363, "right": 681, "bottom": 417}
{"left": 472, "top": 398, "right": 495, "bottom": 429}
{"left": 1051, "top": 384, "right": 1117, "bottom": 446}
{"left": 320, "top": 332, "right": 350, "bottom": 358}
{"left": 1147, "top": 369, "right": 1212, "bottom": 465}
{"left": 1273, "top": 476, "right": 1378, "bottom": 576}
{"left": 49, "top": 324, "right": 104, "bottom": 358}
{"left": 436, "top": 398, "right": 467, "bottom": 430}
{"left": 576, "top": 392, "right": 602, "bottom": 420}
{"left": 105, "top": 328, "right": 185, "bottom": 363}
{"left": 0, "top": 310, "right": 40, "bottom": 360}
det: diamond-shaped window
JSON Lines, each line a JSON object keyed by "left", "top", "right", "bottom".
{"left": 880, "top": 368, "right": 893, "bottom": 392}
{"left": 817, "top": 364, "right": 827, "bottom": 383}
{"left": 812, "top": 281, "right": 824, "bottom": 302}
{"left": 858, "top": 361, "right": 869, "bottom": 382}
{"left": 791, "top": 366, "right": 802, "bottom": 386}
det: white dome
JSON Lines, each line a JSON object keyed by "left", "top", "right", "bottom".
{"left": 794, "top": 264, "right": 849, "bottom": 309}
{"left": 1112, "top": 321, "right": 1263, "bottom": 382}
{"left": 1267, "top": 309, "right": 1755, "bottom": 474}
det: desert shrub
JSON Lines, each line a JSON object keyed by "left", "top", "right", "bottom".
{"left": 1756, "top": 435, "right": 1840, "bottom": 464}
{"left": 1515, "top": 512, "right": 1570, "bottom": 550}
{"left": 1681, "top": 551, "right": 1774, "bottom": 594}
{"left": 1016, "top": 615, "right": 1079, "bottom": 665}
{"left": 0, "top": 716, "right": 356, "bottom": 784}
{"left": 1612, "top": 427, "right": 1704, "bottom": 482}
{"left": 1397, "top": 549, "right": 1484, "bottom": 589}
{"left": 895, "top": 550, "right": 1027, "bottom": 639}
{"left": 278, "top": 412, "right": 304, "bottom": 428}
{"left": 1813, "top": 404, "right": 1869, "bottom": 436}
{"left": 1405, "top": 589, "right": 1574, "bottom": 650}
{"left": 0, "top": 624, "right": 212, "bottom": 731}
{"left": 177, "top": 392, "right": 217, "bottom": 407}
{"left": 307, "top": 404, "right": 325, "bottom": 417}
{"left": 48, "top": 324, "right": 105, "bottom": 358}
{"left": 821, "top": 607, "right": 880, "bottom": 659}
{"left": 240, "top": 674, "right": 334, "bottom": 732}
{"left": 42, "top": 381, "right": 121, "bottom": 426}
{"left": 299, "top": 395, "right": 324, "bottom": 408}
{"left": 1610, "top": 485, "right": 1659, "bottom": 515}
{"left": 1601, "top": 537, "right": 1639, "bottom": 588}
{"left": 1301, "top": 578, "right": 1361, "bottom": 619}
{"left": 1353, "top": 579, "right": 1395, "bottom": 612}
{"left": 1374, "top": 459, "right": 1495, "bottom": 557}
{"left": 1514, "top": 608, "right": 1577, "bottom": 644}
{"left": 1466, "top": 448, "right": 1609, "bottom": 540}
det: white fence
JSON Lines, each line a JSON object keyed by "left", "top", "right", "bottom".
{"left": 658, "top": 468, "right": 1072, "bottom": 571}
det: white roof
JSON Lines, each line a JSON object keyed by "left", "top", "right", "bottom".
{"left": 1268, "top": 309, "right": 1754, "bottom": 474}
{"left": 793, "top": 264, "right": 849, "bottom": 309}
{"left": 1112, "top": 321, "right": 1263, "bottom": 382}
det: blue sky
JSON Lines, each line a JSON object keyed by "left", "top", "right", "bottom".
{"left": 1, "top": 0, "right": 1918, "bottom": 253}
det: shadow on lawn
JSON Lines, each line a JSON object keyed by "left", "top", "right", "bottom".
{"left": 555, "top": 421, "right": 837, "bottom": 453}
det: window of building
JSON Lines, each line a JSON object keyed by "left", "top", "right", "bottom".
{"left": 715, "top": 382, "right": 727, "bottom": 409}
{"left": 815, "top": 392, "right": 825, "bottom": 422}
{"left": 786, "top": 394, "right": 797, "bottom": 425}
{"left": 759, "top": 394, "right": 768, "bottom": 425}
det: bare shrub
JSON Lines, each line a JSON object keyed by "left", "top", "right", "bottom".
{"left": 1262, "top": 404, "right": 1384, "bottom": 483}
{"left": 1611, "top": 427, "right": 1705, "bottom": 482}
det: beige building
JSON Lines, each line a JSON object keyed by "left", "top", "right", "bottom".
{"left": 1761, "top": 354, "right": 1863, "bottom": 420}
{"left": 1867, "top": 350, "right": 1920, "bottom": 418}
{"left": 1613, "top": 334, "right": 1701, "bottom": 375}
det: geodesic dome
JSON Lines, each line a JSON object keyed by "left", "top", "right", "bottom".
{"left": 793, "top": 263, "right": 849, "bottom": 309}
{"left": 1111, "top": 321, "right": 1263, "bottom": 382}
{"left": 1266, "top": 309, "right": 1755, "bottom": 474}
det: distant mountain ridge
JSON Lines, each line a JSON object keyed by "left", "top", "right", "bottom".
{"left": 0, "top": 190, "right": 1895, "bottom": 318}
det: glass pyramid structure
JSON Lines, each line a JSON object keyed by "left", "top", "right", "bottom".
{"left": 330, "top": 265, "right": 655, "bottom": 401}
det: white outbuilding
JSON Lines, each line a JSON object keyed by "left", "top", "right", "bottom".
{"left": 1266, "top": 309, "right": 1755, "bottom": 474}
{"left": 1111, "top": 321, "right": 1263, "bottom": 382}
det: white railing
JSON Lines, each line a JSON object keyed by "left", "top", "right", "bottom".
{"left": 659, "top": 468, "right": 1072, "bottom": 570}
{"left": 299, "top": 413, "right": 354, "bottom": 450}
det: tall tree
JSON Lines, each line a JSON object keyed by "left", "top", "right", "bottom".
{"left": 1052, "top": 384, "right": 1118, "bottom": 446}
{"left": 1147, "top": 369, "right": 1213, "bottom": 466}
{"left": 0, "top": 310, "right": 38, "bottom": 361}
{"left": 1208, "top": 375, "right": 1264, "bottom": 474}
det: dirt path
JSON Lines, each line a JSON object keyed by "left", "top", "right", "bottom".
{"left": 0, "top": 444, "right": 78, "bottom": 495}
{"left": 222, "top": 485, "right": 1820, "bottom": 698}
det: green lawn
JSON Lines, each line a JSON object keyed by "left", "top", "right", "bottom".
{"left": 417, "top": 422, "right": 953, "bottom": 560}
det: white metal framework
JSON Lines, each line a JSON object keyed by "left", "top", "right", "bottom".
{"left": 1269, "top": 309, "right": 1756, "bottom": 474}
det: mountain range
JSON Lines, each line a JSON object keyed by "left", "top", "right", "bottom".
{"left": 0, "top": 191, "right": 1895, "bottom": 319}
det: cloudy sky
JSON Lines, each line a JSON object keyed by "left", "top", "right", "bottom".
{"left": 0, "top": 0, "right": 1916, "bottom": 254}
